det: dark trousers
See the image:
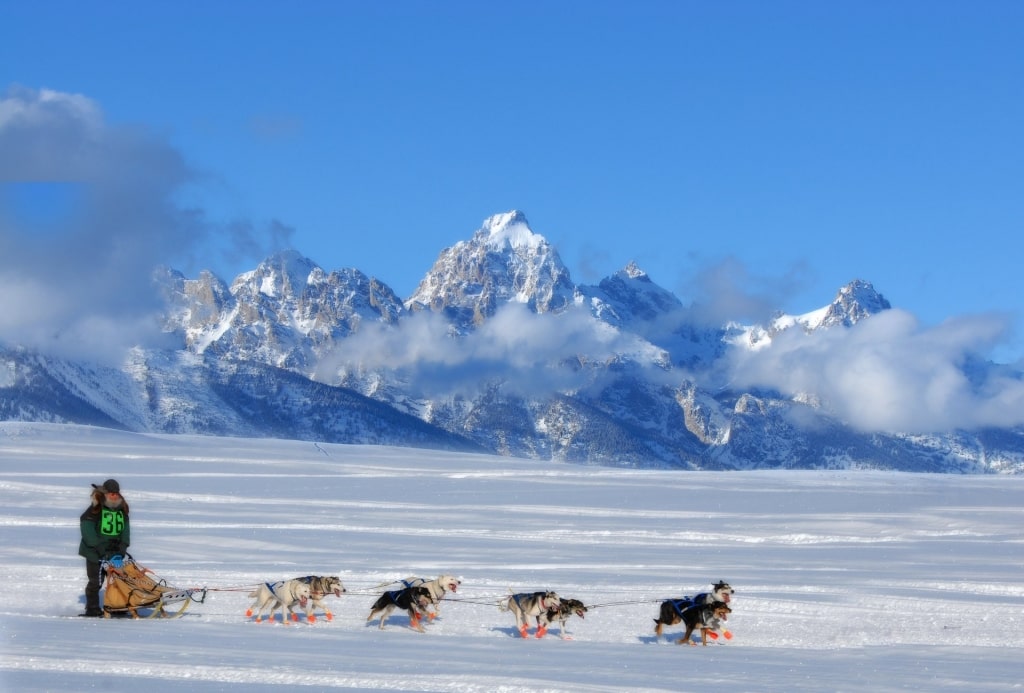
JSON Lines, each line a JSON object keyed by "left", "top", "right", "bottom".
{"left": 85, "top": 559, "right": 102, "bottom": 612}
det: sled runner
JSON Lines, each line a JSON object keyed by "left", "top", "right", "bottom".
{"left": 101, "top": 555, "right": 207, "bottom": 619}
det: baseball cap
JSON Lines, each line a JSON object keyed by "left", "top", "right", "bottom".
{"left": 92, "top": 479, "right": 121, "bottom": 494}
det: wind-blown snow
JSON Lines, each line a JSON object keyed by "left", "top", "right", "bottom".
{"left": 2, "top": 423, "right": 1022, "bottom": 692}
{"left": 483, "top": 211, "right": 544, "bottom": 251}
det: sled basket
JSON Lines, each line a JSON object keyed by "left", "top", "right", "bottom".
{"left": 102, "top": 556, "right": 207, "bottom": 619}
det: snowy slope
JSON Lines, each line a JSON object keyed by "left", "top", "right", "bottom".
{"left": 2, "top": 423, "right": 1022, "bottom": 692}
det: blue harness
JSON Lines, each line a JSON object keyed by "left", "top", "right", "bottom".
{"left": 668, "top": 592, "right": 709, "bottom": 617}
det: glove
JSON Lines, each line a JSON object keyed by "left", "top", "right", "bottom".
{"left": 104, "top": 541, "right": 125, "bottom": 556}
{"left": 108, "top": 555, "right": 124, "bottom": 568}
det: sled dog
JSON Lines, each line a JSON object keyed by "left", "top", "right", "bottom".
{"left": 400, "top": 574, "right": 461, "bottom": 623}
{"left": 366, "top": 586, "right": 433, "bottom": 632}
{"left": 654, "top": 581, "right": 734, "bottom": 638}
{"left": 287, "top": 575, "right": 346, "bottom": 622}
{"left": 500, "top": 591, "right": 561, "bottom": 639}
{"left": 674, "top": 601, "right": 732, "bottom": 646}
{"left": 543, "top": 597, "right": 588, "bottom": 640}
{"left": 246, "top": 579, "right": 312, "bottom": 624}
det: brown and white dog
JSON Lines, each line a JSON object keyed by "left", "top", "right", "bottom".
{"left": 674, "top": 600, "right": 732, "bottom": 646}
{"left": 286, "top": 575, "right": 347, "bottom": 623}
{"left": 366, "top": 585, "right": 433, "bottom": 632}
{"left": 399, "top": 575, "right": 461, "bottom": 627}
{"left": 654, "top": 581, "right": 735, "bottom": 638}
{"left": 500, "top": 591, "right": 561, "bottom": 639}
{"left": 246, "top": 579, "right": 312, "bottom": 624}
{"left": 543, "top": 597, "right": 588, "bottom": 640}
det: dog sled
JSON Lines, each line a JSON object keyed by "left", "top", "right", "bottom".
{"left": 101, "top": 554, "right": 207, "bottom": 619}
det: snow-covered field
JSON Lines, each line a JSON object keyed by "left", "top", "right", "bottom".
{"left": 2, "top": 423, "right": 1022, "bottom": 692}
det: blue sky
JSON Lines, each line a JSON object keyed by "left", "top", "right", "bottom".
{"left": 2, "top": 1, "right": 1023, "bottom": 363}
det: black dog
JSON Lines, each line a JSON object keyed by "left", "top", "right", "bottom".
{"left": 654, "top": 581, "right": 734, "bottom": 638}
{"left": 366, "top": 586, "right": 433, "bottom": 632}
{"left": 669, "top": 601, "right": 731, "bottom": 646}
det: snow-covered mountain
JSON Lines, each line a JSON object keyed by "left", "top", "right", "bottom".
{"left": 160, "top": 252, "right": 405, "bottom": 372}
{"left": 2, "top": 211, "right": 1022, "bottom": 472}
{"left": 406, "top": 211, "right": 576, "bottom": 328}
{"left": 725, "top": 279, "right": 894, "bottom": 351}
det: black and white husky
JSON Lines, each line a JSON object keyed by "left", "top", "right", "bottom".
{"left": 399, "top": 574, "right": 461, "bottom": 623}
{"left": 500, "top": 591, "right": 562, "bottom": 639}
{"left": 543, "top": 597, "right": 588, "bottom": 640}
{"left": 366, "top": 585, "right": 433, "bottom": 632}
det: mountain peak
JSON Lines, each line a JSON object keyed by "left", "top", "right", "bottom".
{"left": 621, "top": 261, "right": 648, "bottom": 281}
{"left": 479, "top": 210, "right": 544, "bottom": 251}
{"left": 231, "top": 249, "right": 320, "bottom": 299}
{"left": 820, "top": 279, "right": 891, "bottom": 328}
{"left": 406, "top": 211, "right": 574, "bottom": 324}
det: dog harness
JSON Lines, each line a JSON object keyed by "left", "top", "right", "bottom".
{"left": 669, "top": 598, "right": 693, "bottom": 618}
{"left": 264, "top": 581, "right": 284, "bottom": 600}
{"left": 297, "top": 576, "right": 324, "bottom": 598}
{"left": 512, "top": 592, "right": 551, "bottom": 611}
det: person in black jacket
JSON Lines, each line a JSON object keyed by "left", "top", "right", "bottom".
{"left": 78, "top": 479, "right": 130, "bottom": 617}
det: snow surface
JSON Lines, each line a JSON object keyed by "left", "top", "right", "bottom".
{"left": 2, "top": 422, "right": 1023, "bottom": 692}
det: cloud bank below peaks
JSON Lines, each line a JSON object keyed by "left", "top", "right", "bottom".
{"left": 722, "top": 308, "right": 1024, "bottom": 433}
{"left": 318, "top": 302, "right": 667, "bottom": 397}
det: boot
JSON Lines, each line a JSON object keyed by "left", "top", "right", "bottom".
{"left": 81, "top": 589, "right": 102, "bottom": 617}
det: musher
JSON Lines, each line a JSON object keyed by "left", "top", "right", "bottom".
{"left": 78, "top": 479, "right": 130, "bottom": 616}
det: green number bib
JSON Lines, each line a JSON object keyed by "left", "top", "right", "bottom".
{"left": 100, "top": 508, "right": 125, "bottom": 536}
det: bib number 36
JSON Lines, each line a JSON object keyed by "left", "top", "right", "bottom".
{"left": 100, "top": 508, "right": 124, "bottom": 536}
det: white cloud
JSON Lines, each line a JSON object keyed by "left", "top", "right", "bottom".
{"left": 319, "top": 303, "right": 660, "bottom": 397}
{"left": 682, "top": 255, "right": 814, "bottom": 326}
{"left": 0, "top": 86, "right": 284, "bottom": 362}
{"left": 0, "top": 86, "right": 104, "bottom": 182}
{"left": 724, "top": 308, "right": 1024, "bottom": 432}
